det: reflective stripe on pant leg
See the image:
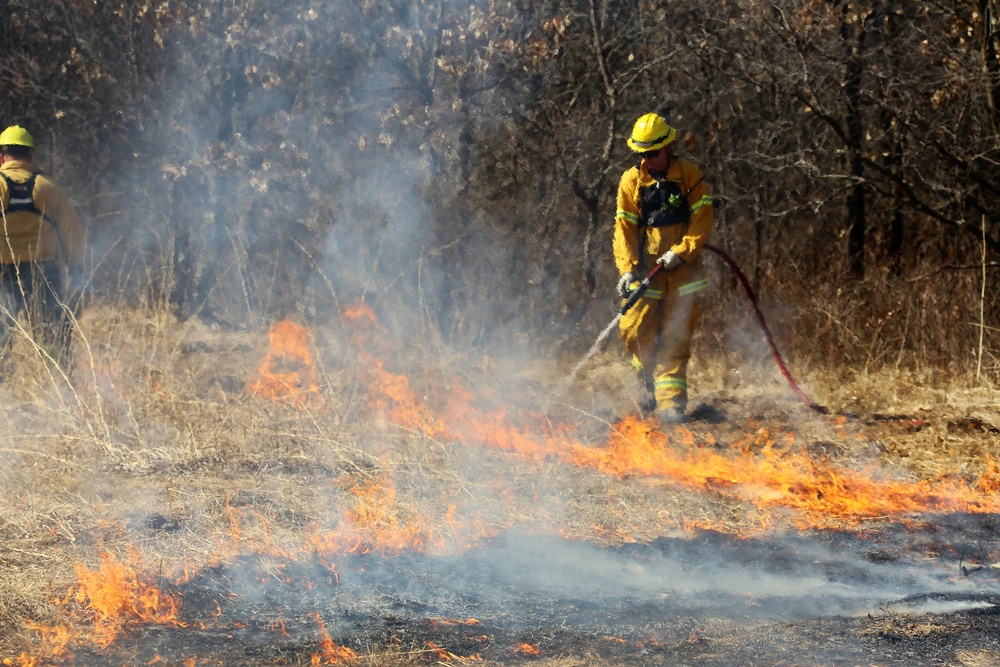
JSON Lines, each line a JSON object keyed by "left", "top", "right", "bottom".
{"left": 652, "top": 289, "right": 698, "bottom": 408}
{"left": 631, "top": 355, "right": 644, "bottom": 373}
{"left": 654, "top": 376, "right": 687, "bottom": 407}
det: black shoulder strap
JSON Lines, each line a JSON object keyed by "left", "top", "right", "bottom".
{"left": 1, "top": 172, "right": 60, "bottom": 229}
{"left": 2, "top": 172, "right": 41, "bottom": 215}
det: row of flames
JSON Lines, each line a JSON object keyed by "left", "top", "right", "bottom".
{"left": 246, "top": 305, "right": 1000, "bottom": 527}
{"left": 7, "top": 303, "right": 1000, "bottom": 664}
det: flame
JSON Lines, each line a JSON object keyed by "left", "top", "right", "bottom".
{"left": 68, "top": 550, "right": 184, "bottom": 648}
{"left": 1, "top": 622, "right": 77, "bottom": 667}
{"left": 376, "top": 365, "right": 571, "bottom": 458}
{"left": 364, "top": 358, "right": 447, "bottom": 437}
{"left": 424, "top": 642, "right": 481, "bottom": 662}
{"left": 246, "top": 319, "right": 322, "bottom": 406}
{"left": 426, "top": 642, "right": 452, "bottom": 661}
{"left": 975, "top": 454, "right": 1000, "bottom": 494}
{"left": 342, "top": 302, "right": 1000, "bottom": 533}
{"left": 342, "top": 303, "right": 378, "bottom": 326}
{"left": 339, "top": 475, "right": 435, "bottom": 554}
{"left": 12, "top": 304, "right": 1000, "bottom": 662}
{"left": 568, "top": 415, "right": 1000, "bottom": 529}
{"left": 310, "top": 613, "right": 356, "bottom": 664}
{"left": 306, "top": 473, "right": 499, "bottom": 559}
{"left": 4, "top": 549, "right": 184, "bottom": 664}
{"left": 344, "top": 304, "right": 570, "bottom": 459}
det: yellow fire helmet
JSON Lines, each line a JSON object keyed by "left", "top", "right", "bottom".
{"left": 0, "top": 125, "right": 35, "bottom": 149}
{"left": 626, "top": 113, "right": 676, "bottom": 153}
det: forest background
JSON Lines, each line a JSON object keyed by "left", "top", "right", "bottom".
{"left": 2, "top": 2, "right": 1000, "bottom": 662}
{"left": 3, "top": 0, "right": 1000, "bottom": 386}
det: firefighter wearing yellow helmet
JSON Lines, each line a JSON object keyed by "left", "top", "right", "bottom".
{"left": 614, "top": 113, "right": 713, "bottom": 423}
{"left": 0, "top": 125, "right": 86, "bottom": 370}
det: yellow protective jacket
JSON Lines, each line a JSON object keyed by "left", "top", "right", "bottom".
{"left": 0, "top": 159, "right": 85, "bottom": 268}
{"left": 613, "top": 156, "right": 713, "bottom": 276}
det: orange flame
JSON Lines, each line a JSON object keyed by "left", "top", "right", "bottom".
{"left": 424, "top": 642, "right": 484, "bottom": 661}
{"left": 343, "top": 303, "right": 1000, "bottom": 534}
{"left": 570, "top": 415, "right": 1000, "bottom": 530}
{"left": 247, "top": 319, "right": 322, "bottom": 406}
{"left": 310, "top": 613, "right": 356, "bottom": 664}
{"left": 976, "top": 454, "right": 1000, "bottom": 494}
{"left": 1, "top": 621, "right": 78, "bottom": 666}
{"left": 5, "top": 548, "right": 188, "bottom": 664}
{"left": 0, "top": 549, "right": 187, "bottom": 667}
{"left": 68, "top": 550, "right": 184, "bottom": 648}
{"left": 342, "top": 475, "right": 435, "bottom": 554}
{"left": 306, "top": 473, "right": 459, "bottom": 559}
{"left": 344, "top": 304, "right": 569, "bottom": 459}
{"left": 14, "top": 303, "right": 1000, "bottom": 663}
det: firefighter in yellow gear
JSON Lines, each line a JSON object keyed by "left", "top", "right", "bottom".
{"left": 614, "top": 113, "right": 713, "bottom": 422}
{"left": 0, "top": 125, "right": 86, "bottom": 371}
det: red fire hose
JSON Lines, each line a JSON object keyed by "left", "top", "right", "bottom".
{"left": 704, "top": 244, "right": 828, "bottom": 414}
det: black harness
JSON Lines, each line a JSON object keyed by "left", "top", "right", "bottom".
{"left": 639, "top": 176, "right": 690, "bottom": 228}
{"left": 1, "top": 172, "right": 59, "bottom": 229}
{"left": 634, "top": 161, "right": 696, "bottom": 271}
{"left": 2, "top": 172, "right": 40, "bottom": 215}
{"left": 0, "top": 172, "right": 45, "bottom": 218}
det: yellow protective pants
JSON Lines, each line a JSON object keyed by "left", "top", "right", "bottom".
{"left": 618, "top": 260, "right": 706, "bottom": 411}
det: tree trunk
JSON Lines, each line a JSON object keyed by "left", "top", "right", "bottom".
{"left": 842, "top": 3, "right": 868, "bottom": 277}
{"left": 981, "top": 0, "right": 1000, "bottom": 132}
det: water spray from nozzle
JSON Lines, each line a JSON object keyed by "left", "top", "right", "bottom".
{"left": 564, "top": 263, "right": 664, "bottom": 388}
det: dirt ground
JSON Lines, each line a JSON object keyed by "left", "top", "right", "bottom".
{"left": 0, "top": 308, "right": 998, "bottom": 666}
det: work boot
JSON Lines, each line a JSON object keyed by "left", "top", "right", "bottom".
{"left": 657, "top": 406, "right": 689, "bottom": 425}
{"left": 641, "top": 394, "right": 657, "bottom": 414}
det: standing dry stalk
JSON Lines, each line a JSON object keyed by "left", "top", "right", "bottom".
{"left": 978, "top": 214, "right": 986, "bottom": 381}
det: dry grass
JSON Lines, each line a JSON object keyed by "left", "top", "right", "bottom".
{"left": 0, "top": 302, "right": 997, "bottom": 663}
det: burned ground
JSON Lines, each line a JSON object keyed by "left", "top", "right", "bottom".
{"left": 0, "top": 306, "right": 997, "bottom": 666}
{"left": 46, "top": 540, "right": 1000, "bottom": 666}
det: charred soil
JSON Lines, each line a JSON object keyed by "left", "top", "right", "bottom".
{"left": 0, "top": 307, "right": 998, "bottom": 666}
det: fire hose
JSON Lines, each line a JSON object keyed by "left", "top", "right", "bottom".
{"left": 703, "top": 244, "right": 828, "bottom": 414}
{"left": 570, "top": 245, "right": 828, "bottom": 414}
